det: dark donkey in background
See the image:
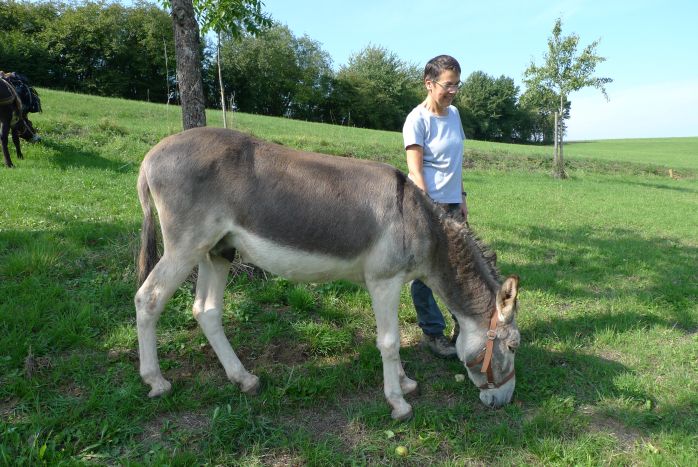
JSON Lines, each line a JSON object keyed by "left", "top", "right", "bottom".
{"left": 136, "top": 127, "right": 522, "bottom": 420}
{"left": 0, "top": 72, "right": 41, "bottom": 168}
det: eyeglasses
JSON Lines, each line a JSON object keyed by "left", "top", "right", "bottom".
{"left": 432, "top": 80, "right": 463, "bottom": 92}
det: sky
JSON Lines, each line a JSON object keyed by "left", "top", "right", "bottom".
{"left": 259, "top": 0, "right": 698, "bottom": 141}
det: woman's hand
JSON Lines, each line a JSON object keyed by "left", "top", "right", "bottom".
{"left": 460, "top": 196, "right": 468, "bottom": 221}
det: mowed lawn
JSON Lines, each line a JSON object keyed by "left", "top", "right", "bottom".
{"left": 0, "top": 89, "right": 696, "bottom": 465}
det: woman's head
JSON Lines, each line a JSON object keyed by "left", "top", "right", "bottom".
{"left": 424, "top": 55, "right": 462, "bottom": 109}
{"left": 423, "top": 55, "right": 461, "bottom": 82}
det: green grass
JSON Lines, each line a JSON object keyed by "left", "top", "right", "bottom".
{"left": 462, "top": 137, "right": 698, "bottom": 171}
{"left": 1, "top": 88, "right": 696, "bottom": 465}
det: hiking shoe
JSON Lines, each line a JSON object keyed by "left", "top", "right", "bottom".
{"left": 420, "top": 334, "right": 458, "bottom": 359}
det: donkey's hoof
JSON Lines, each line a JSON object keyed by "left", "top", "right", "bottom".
{"left": 391, "top": 404, "right": 413, "bottom": 422}
{"left": 400, "top": 377, "right": 418, "bottom": 395}
{"left": 240, "top": 375, "right": 260, "bottom": 395}
{"left": 389, "top": 399, "right": 413, "bottom": 421}
{"left": 147, "top": 379, "right": 172, "bottom": 398}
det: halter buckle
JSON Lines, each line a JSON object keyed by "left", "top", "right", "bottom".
{"left": 486, "top": 330, "right": 496, "bottom": 340}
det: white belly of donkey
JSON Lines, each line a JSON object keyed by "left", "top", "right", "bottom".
{"left": 232, "top": 228, "right": 365, "bottom": 282}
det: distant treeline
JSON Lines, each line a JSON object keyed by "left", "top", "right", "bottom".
{"left": 1, "top": 1, "right": 556, "bottom": 143}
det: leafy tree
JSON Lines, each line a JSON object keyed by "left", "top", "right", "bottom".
{"left": 219, "top": 24, "right": 298, "bottom": 116}
{"left": 457, "top": 71, "right": 520, "bottom": 142}
{"left": 34, "top": 1, "right": 173, "bottom": 100}
{"left": 195, "top": 0, "right": 270, "bottom": 127}
{"left": 524, "top": 17, "right": 612, "bottom": 178}
{"left": 0, "top": 1, "right": 56, "bottom": 80}
{"left": 288, "top": 35, "right": 333, "bottom": 121}
{"left": 334, "top": 45, "right": 421, "bottom": 131}
{"left": 518, "top": 85, "right": 570, "bottom": 144}
{"left": 218, "top": 24, "right": 332, "bottom": 120}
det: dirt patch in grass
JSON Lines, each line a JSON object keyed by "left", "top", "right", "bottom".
{"left": 278, "top": 391, "right": 380, "bottom": 452}
{"left": 23, "top": 353, "right": 54, "bottom": 378}
{"left": 259, "top": 451, "right": 306, "bottom": 466}
{"left": 58, "top": 381, "right": 87, "bottom": 400}
{"left": 0, "top": 397, "right": 20, "bottom": 421}
{"left": 157, "top": 338, "right": 312, "bottom": 388}
{"left": 244, "top": 340, "right": 311, "bottom": 368}
{"left": 140, "top": 410, "right": 210, "bottom": 447}
{"left": 107, "top": 348, "right": 138, "bottom": 362}
{"left": 581, "top": 405, "right": 644, "bottom": 449}
{"left": 596, "top": 349, "right": 625, "bottom": 364}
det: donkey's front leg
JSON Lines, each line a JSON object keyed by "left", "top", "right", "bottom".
{"left": 367, "top": 276, "right": 413, "bottom": 421}
{"left": 11, "top": 129, "right": 23, "bottom": 159}
{"left": 193, "top": 254, "right": 259, "bottom": 395}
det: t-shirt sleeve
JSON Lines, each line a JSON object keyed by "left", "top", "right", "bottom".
{"left": 402, "top": 110, "right": 425, "bottom": 149}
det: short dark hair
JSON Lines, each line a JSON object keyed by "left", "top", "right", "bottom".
{"left": 424, "top": 55, "right": 461, "bottom": 81}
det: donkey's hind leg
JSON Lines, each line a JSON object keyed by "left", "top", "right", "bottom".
{"left": 1, "top": 120, "right": 14, "bottom": 168}
{"left": 193, "top": 253, "right": 260, "bottom": 395}
{"left": 398, "top": 360, "right": 418, "bottom": 395}
{"left": 135, "top": 252, "right": 198, "bottom": 397}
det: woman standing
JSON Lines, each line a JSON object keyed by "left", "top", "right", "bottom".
{"left": 402, "top": 55, "right": 467, "bottom": 358}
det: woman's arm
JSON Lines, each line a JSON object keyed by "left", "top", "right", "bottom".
{"left": 406, "top": 144, "right": 427, "bottom": 192}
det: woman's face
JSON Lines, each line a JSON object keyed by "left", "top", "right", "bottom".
{"left": 427, "top": 69, "right": 461, "bottom": 108}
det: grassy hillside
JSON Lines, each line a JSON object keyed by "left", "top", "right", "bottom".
{"left": 23, "top": 88, "right": 698, "bottom": 174}
{"left": 1, "top": 89, "right": 696, "bottom": 465}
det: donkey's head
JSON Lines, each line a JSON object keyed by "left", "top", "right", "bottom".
{"left": 458, "top": 275, "right": 520, "bottom": 408}
{"left": 15, "top": 116, "right": 40, "bottom": 142}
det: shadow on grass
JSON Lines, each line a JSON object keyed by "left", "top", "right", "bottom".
{"left": 493, "top": 224, "right": 697, "bottom": 330}
{"left": 614, "top": 178, "right": 698, "bottom": 195}
{"left": 40, "top": 138, "right": 131, "bottom": 172}
{"left": 0, "top": 219, "right": 140, "bottom": 366}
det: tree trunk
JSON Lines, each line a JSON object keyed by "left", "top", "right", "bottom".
{"left": 217, "top": 31, "right": 227, "bottom": 129}
{"left": 553, "top": 111, "right": 558, "bottom": 167}
{"left": 171, "top": 0, "right": 206, "bottom": 130}
{"left": 552, "top": 95, "right": 567, "bottom": 179}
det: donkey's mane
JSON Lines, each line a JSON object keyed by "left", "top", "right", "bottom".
{"left": 445, "top": 216, "right": 500, "bottom": 287}
{"left": 418, "top": 197, "right": 501, "bottom": 302}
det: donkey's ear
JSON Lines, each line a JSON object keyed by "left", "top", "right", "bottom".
{"left": 496, "top": 275, "right": 519, "bottom": 324}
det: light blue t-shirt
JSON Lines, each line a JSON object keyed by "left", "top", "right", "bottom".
{"left": 402, "top": 105, "right": 465, "bottom": 203}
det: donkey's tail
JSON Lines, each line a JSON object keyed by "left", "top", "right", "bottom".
{"left": 137, "top": 168, "right": 158, "bottom": 286}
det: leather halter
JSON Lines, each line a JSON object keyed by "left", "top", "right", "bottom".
{"left": 18, "top": 116, "right": 38, "bottom": 140}
{"left": 465, "top": 306, "right": 516, "bottom": 389}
